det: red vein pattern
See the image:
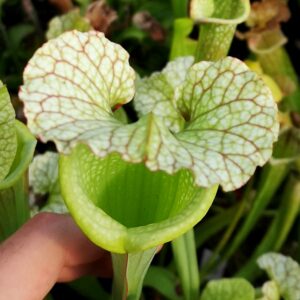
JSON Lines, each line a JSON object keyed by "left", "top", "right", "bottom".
{"left": 20, "top": 31, "right": 278, "bottom": 191}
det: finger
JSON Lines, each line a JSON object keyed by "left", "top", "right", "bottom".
{"left": 58, "top": 256, "right": 113, "bottom": 282}
{"left": 58, "top": 244, "right": 163, "bottom": 282}
{"left": 49, "top": 214, "right": 109, "bottom": 267}
{"left": 0, "top": 213, "right": 65, "bottom": 300}
{"left": 0, "top": 212, "right": 111, "bottom": 300}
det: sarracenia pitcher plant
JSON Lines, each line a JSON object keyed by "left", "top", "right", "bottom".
{"left": 0, "top": 81, "right": 36, "bottom": 242}
{"left": 19, "top": 30, "right": 278, "bottom": 299}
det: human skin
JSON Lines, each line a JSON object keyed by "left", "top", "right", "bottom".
{"left": 0, "top": 213, "right": 112, "bottom": 300}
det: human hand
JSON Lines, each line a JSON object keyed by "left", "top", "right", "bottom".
{"left": 0, "top": 213, "right": 112, "bottom": 300}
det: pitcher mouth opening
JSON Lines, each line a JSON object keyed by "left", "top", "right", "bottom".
{"left": 74, "top": 146, "right": 198, "bottom": 228}
{"left": 60, "top": 143, "right": 218, "bottom": 253}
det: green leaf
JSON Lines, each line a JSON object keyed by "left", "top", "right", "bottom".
{"left": 169, "top": 18, "right": 197, "bottom": 60}
{"left": 19, "top": 31, "right": 279, "bottom": 191}
{"left": 46, "top": 10, "right": 91, "bottom": 40}
{"left": 135, "top": 56, "right": 194, "bottom": 132}
{"left": 0, "top": 121, "right": 36, "bottom": 241}
{"left": 116, "top": 27, "right": 147, "bottom": 42}
{"left": 172, "top": 0, "right": 189, "bottom": 18}
{"left": 40, "top": 194, "right": 68, "bottom": 214}
{"left": 0, "top": 81, "right": 17, "bottom": 182}
{"left": 0, "top": 176, "right": 29, "bottom": 241}
{"left": 0, "top": 121, "right": 36, "bottom": 190}
{"left": 257, "top": 253, "right": 300, "bottom": 300}
{"left": 29, "top": 152, "right": 59, "bottom": 195}
{"left": 113, "top": 107, "right": 128, "bottom": 124}
{"left": 144, "top": 266, "right": 182, "bottom": 300}
{"left": 271, "top": 128, "right": 300, "bottom": 164}
{"left": 136, "top": 57, "right": 278, "bottom": 191}
{"left": 29, "top": 152, "right": 68, "bottom": 214}
{"left": 200, "top": 278, "right": 255, "bottom": 300}
{"left": 7, "top": 24, "right": 35, "bottom": 49}
{"left": 171, "top": 229, "right": 199, "bottom": 300}
{"left": 257, "top": 281, "right": 280, "bottom": 300}
{"left": 248, "top": 29, "right": 287, "bottom": 55}
{"left": 20, "top": 31, "right": 135, "bottom": 149}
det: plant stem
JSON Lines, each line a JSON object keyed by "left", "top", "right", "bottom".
{"left": 0, "top": 174, "right": 30, "bottom": 242}
{"left": 169, "top": 18, "right": 197, "bottom": 61}
{"left": 170, "top": 186, "right": 218, "bottom": 297}
{"left": 144, "top": 266, "right": 183, "bottom": 300}
{"left": 222, "top": 163, "right": 288, "bottom": 262}
{"left": 195, "top": 203, "right": 244, "bottom": 249}
{"left": 193, "top": 0, "right": 250, "bottom": 62}
{"left": 0, "top": 121, "right": 36, "bottom": 242}
{"left": 200, "top": 180, "right": 253, "bottom": 275}
{"left": 111, "top": 247, "right": 158, "bottom": 300}
{"left": 195, "top": 23, "right": 236, "bottom": 62}
{"left": 172, "top": 0, "right": 189, "bottom": 18}
{"left": 169, "top": 2, "right": 230, "bottom": 295}
{"left": 273, "top": 177, "right": 300, "bottom": 251}
{"left": 172, "top": 229, "right": 200, "bottom": 300}
{"left": 257, "top": 46, "right": 299, "bottom": 111}
{"left": 235, "top": 176, "right": 300, "bottom": 280}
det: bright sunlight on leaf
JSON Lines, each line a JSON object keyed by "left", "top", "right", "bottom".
{"left": 20, "top": 30, "right": 278, "bottom": 192}
{"left": 135, "top": 55, "right": 278, "bottom": 191}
